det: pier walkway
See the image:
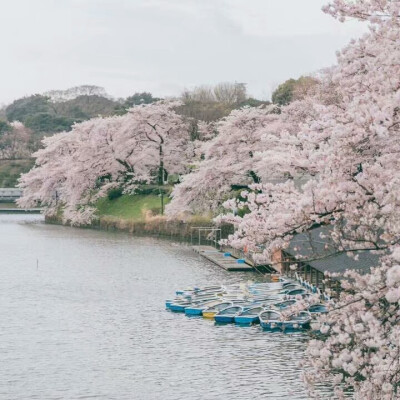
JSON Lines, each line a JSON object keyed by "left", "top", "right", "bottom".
{"left": 192, "top": 245, "right": 254, "bottom": 271}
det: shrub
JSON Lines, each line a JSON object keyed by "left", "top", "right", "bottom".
{"left": 107, "top": 187, "right": 123, "bottom": 200}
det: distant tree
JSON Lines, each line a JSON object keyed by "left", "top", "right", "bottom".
{"left": 0, "top": 121, "right": 32, "bottom": 159}
{"left": 214, "top": 82, "right": 247, "bottom": 105}
{"left": 44, "top": 85, "right": 110, "bottom": 102}
{"left": 271, "top": 76, "right": 318, "bottom": 105}
{"left": 18, "top": 101, "right": 193, "bottom": 224}
{"left": 167, "top": 104, "right": 281, "bottom": 216}
{"left": 239, "top": 97, "right": 271, "bottom": 108}
{"left": 4, "top": 92, "right": 120, "bottom": 153}
{"left": 0, "top": 120, "right": 12, "bottom": 135}
{"left": 24, "top": 113, "right": 75, "bottom": 134}
{"left": 114, "top": 92, "right": 160, "bottom": 115}
{"left": 6, "top": 95, "right": 51, "bottom": 123}
{"left": 177, "top": 82, "right": 252, "bottom": 122}
{"left": 54, "top": 95, "right": 118, "bottom": 120}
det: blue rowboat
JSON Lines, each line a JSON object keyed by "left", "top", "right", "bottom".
{"left": 281, "top": 311, "right": 312, "bottom": 331}
{"left": 214, "top": 306, "right": 244, "bottom": 324}
{"left": 184, "top": 300, "right": 222, "bottom": 316}
{"left": 259, "top": 309, "right": 283, "bottom": 331}
{"left": 202, "top": 302, "right": 233, "bottom": 319}
{"left": 234, "top": 306, "right": 264, "bottom": 325}
{"left": 285, "top": 288, "right": 308, "bottom": 298}
{"left": 273, "top": 299, "right": 297, "bottom": 310}
{"left": 169, "top": 301, "right": 191, "bottom": 312}
{"left": 282, "top": 281, "right": 297, "bottom": 288}
{"left": 280, "top": 284, "right": 302, "bottom": 292}
{"left": 308, "top": 303, "right": 328, "bottom": 315}
{"left": 184, "top": 290, "right": 224, "bottom": 301}
{"left": 165, "top": 299, "right": 174, "bottom": 309}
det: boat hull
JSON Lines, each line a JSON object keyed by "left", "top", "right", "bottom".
{"left": 169, "top": 304, "right": 188, "bottom": 312}
{"left": 202, "top": 311, "right": 217, "bottom": 319}
{"left": 214, "top": 315, "right": 235, "bottom": 324}
{"left": 260, "top": 321, "right": 282, "bottom": 331}
{"left": 165, "top": 300, "right": 173, "bottom": 309}
{"left": 234, "top": 316, "right": 259, "bottom": 325}
{"left": 184, "top": 307, "right": 204, "bottom": 316}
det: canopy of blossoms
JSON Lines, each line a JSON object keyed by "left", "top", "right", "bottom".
{"left": 215, "top": 1, "right": 400, "bottom": 397}
{"left": 18, "top": 101, "right": 192, "bottom": 224}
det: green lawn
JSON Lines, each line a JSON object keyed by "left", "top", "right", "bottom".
{"left": 96, "top": 194, "right": 170, "bottom": 220}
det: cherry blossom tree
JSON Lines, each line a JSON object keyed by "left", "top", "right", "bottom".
{"left": 0, "top": 121, "right": 32, "bottom": 159}
{"left": 166, "top": 104, "right": 285, "bottom": 217}
{"left": 18, "top": 101, "right": 192, "bottom": 224}
{"left": 217, "top": 1, "right": 400, "bottom": 397}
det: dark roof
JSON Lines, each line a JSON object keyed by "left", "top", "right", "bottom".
{"left": 285, "top": 226, "right": 382, "bottom": 274}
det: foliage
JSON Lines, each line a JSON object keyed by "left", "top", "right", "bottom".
{"left": 5, "top": 93, "right": 120, "bottom": 136}
{"left": 3, "top": 88, "right": 123, "bottom": 161}
{"left": 113, "top": 92, "right": 161, "bottom": 115}
{"left": 0, "top": 120, "right": 12, "bottom": 135}
{"left": 0, "top": 122, "right": 32, "bottom": 160}
{"left": 271, "top": 76, "right": 318, "bottom": 105}
{"left": 0, "top": 159, "right": 34, "bottom": 187}
{"left": 5, "top": 95, "right": 51, "bottom": 123}
{"left": 107, "top": 187, "right": 123, "bottom": 200}
{"left": 24, "top": 113, "right": 76, "bottom": 134}
{"left": 44, "top": 85, "right": 110, "bottom": 102}
{"left": 167, "top": 104, "right": 283, "bottom": 217}
{"left": 55, "top": 95, "right": 118, "bottom": 120}
{"left": 214, "top": 1, "right": 400, "bottom": 398}
{"left": 177, "top": 82, "right": 249, "bottom": 122}
{"left": 18, "top": 101, "right": 192, "bottom": 224}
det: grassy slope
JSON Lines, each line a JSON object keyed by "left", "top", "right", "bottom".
{"left": 0, "top": 159, "right": 34, "bottom": 187}
{"left": 96, "top": 194, "right": 170, "bottom": 221}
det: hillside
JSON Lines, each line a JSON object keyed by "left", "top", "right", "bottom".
{"left": 0, "top": 86, "right": 161, "bottom": 187}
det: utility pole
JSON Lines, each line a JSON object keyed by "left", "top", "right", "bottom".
{"left": 160, "top": 189, "right": 164, "bottom": 215}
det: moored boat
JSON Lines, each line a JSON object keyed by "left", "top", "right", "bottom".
{"left": 285, "top": 288, "right": 308, "bottom": 298}
{"left": 184, "top": 300, "right": 222, "bottom": 316}
{"left": 273, "top": 299, "right": 297, "bottom": 310}
{"left": 202, "top": 302, "right": 233, "bottom": 319}
{"left": 259, "top": 309, "right": 283, "bottom": 331}
{"left": 281, "top": 311, "right": 312, "bottom": 331}
{"left": 169, "top": 301, "right": 191, "bottom": 312}
{"left": 214, "top": 306, "right": 244, "bottom": 324}
{"left": 308, "top": 303, "right": 328, "bottom": 315}
{"left": 234, "top": 306, "right": 264, "bottom": 325}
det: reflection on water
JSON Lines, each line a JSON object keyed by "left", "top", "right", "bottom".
{"left": 0, "top": 214, "right": 320, "bottom": 399}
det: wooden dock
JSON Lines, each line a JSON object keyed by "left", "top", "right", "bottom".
{"left": 192, "top": 245, "right": 254, "bottom": 271}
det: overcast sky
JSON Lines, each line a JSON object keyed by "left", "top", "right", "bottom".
{"left": 0, "top": 0, "right": 367, "bottom": 105}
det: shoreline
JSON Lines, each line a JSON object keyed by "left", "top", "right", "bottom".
{"left": 45, "top": 213, "right": 234, "bottom": 245}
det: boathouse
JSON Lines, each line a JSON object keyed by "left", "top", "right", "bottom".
{"left": 277, "top": 226, "right": 382, "bottom": 294}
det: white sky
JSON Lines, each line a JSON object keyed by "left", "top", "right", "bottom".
{"left": 0, "top": 0, "right": 367, "bottom": 105}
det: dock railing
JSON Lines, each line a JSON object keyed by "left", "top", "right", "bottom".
{"left": 190, "top": 227, "right": 222, "bottom": 248}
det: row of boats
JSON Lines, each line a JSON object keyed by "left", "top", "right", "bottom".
{"left": 165, "top": 280, "right": 328, "bottom": 331}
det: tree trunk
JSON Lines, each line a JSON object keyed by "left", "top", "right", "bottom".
{"left": 158, "top": 144, "right": 164, "bottom": 185}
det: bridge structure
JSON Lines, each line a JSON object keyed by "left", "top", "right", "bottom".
{"left": 0, "top": 188, "right": 41, "bottom": 213}
{"left": 0, "top": 188, "right": 22, "bottom": 202}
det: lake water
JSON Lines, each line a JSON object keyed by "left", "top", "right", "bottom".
{"left": 0, "top": 214, "right": 317, "bottom": 399}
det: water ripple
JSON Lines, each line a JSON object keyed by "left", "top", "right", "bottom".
{"left": 0, "top": 214, "right": 330, "bottom": 399}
